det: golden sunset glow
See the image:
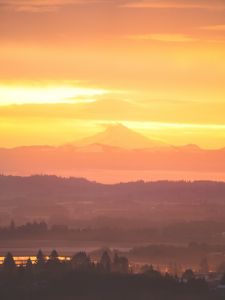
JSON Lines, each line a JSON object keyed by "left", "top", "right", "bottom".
{"left": 2, "top": 4, "right": 225, "bottom": 296}
{"left": 0, "top": 0, "right": 225, "bottom": 151}
{"left": 0, "top": 83, "right": 108, "bottom": 105}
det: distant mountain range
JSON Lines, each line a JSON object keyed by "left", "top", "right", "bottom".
{"left": 0, "top": 124, "right": 225, "bottom": 182}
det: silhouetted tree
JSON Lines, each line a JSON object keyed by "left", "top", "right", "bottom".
{"left": 182, "top": 269, "right": 195, "bottom": 282}
{"left": 113, "top": 253, "right": 129, "bottom": 273}
{"left": 0, "top": 246, "right": 214, "bottom": 300}
{"left": 36, "top": 249, "right": 46, "bottom": 264}
{"left": 46, "top": 250, "right": 61, "bottom": 271}
{"left": 3, "top": 252, "right": 16, "bottom": 273}
{"left": 49, "top": 249, "right": 59, "bottom": 261}
{"left": 71, "top": 252, "right": 91, "bottom": 271}
{"left": 113, "top": 253, "right": 119, "bottom": 270}
{"left": 100, "top": 251, "right": 111, "bottom": 273}
{"left": 36, "top": 249, "right": 46, "bottom": 272}
{"left": 142, "top": 265, "right": 162, "bottom": 279}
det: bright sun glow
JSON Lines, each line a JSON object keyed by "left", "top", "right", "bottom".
{"left": 0, "top": 85, "right": 108, "bottom": 105}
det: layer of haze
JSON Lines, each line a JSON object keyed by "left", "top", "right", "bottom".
{"left": 0, "top": 0, "right": 225, "bottom": 149}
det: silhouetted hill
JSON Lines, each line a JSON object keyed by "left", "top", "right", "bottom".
{"left": 1, "top": 175, "right": 225, "bottom": 229}
{"left": 1, "top": 174, "right": 225, "bottom": 199}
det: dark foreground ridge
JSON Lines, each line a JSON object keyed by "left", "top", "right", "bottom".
{"left": 0, "top": 250, "right": 225, "bottom": 300}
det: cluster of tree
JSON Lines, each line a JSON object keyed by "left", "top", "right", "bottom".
{"left": 0, "top": 221, "right": 159, "bottom": 241}
{"left": 129, "top": 242, "right": 225, "bottom": 266}
{"left": 162, "top": 221, "right": 225, "bottom": 243}
{"left": 1, "top": 250, "right": 129, "bottom": 275}
{"left": 2, "top": 220, "right": 225, "bottom": 245}
{"left": 0, "top": 253, "right": 222, "bottom": 300}
{"left": 0, "top": 221, "right": 48, "bottom": 238}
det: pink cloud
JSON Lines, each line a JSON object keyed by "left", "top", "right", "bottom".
{"left": 0, "top": 0, "right": 106, "bottom": 12}
{"left": 121, "top": 0, "right": 225, "bottom": 10}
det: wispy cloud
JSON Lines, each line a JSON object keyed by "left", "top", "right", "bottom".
{"left": 0, "top": 0, "right": 104, "bottom": 12}
{"left": 200, "top": 24, "right": 225, "bottom": 31}
{"left": 2, "top": 0, "right": 224, "bottom": 12}
{"left": 121, "top": 0, "right": 225, "bottom": 10}
{"left": 126, "top": 34, "right": 197, "bottom": 43}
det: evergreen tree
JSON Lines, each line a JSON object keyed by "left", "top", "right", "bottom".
{"left": 100, "top": 251, "right": 111, "bottom": 273}
{"left": 182, "top": 269, "right": 195, "bottom": 282}
{"left": 3, "top": 252, "right": 16, "bottom": 273}
{"left": 49, "top": 249, "right": 59, "bottom": 262}
{"left": 71, "top": 252, "right": 91, "bottom": 271}
{"left": 113, "top": 253, "right": 129, "bottom": 273}
{"left": 36, "top": 249, "right": 46, "bottom": 272}
{"left": 36, "top": 249, "right": 46, "bottom": 265}
{"left": 46, "top": 250, "right": 61, "bottom": 271}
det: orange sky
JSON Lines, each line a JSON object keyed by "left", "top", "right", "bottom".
{"left": 0, "top": 0, "right": 225, "bottom": 148}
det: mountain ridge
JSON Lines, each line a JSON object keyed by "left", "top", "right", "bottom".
{"left": 1, "top": 124, "right": 224, "bottom": 151}
{"left": 71, "top": 123, "right": 168, "bottom": 149}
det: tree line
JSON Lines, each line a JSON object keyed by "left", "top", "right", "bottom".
{"left": 1, "top": 249, "right": 129, "bottom": 274}
{"left": 1, "top": 249, "right": 225, "bottom": 300}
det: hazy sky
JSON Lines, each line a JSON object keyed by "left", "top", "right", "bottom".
{"left": 0, "top": 0, "right": 225, "bottom": 148}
